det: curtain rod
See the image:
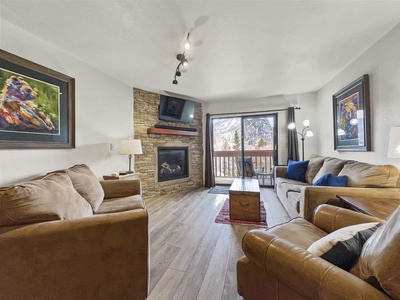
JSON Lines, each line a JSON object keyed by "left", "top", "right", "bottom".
{"left": 207, "top": 106, "right": 300, "bottom": 117}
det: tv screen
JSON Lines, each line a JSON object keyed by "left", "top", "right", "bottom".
{"left": 159, "top": 95, "right": 195, "bottom": 123}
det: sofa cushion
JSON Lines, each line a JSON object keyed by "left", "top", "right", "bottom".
{"left": 0, "top": 172, "right": 93, "bottom": 226}
{"left": 95, "top": 195, "right": 145, "bottom": 214}
{"left": 286, "top": 160, "right": 309, "bottom": 182}
{"left": 66, "top": 164, "right": 105, "bottom": 212}
{"left": 287, "top": 191, "right": 302, "bottom": 214}
{"left": 351, "top": 206, "right": 400, "bottom": 298}
{"left": 308, "top": 222, "right": 380, "bottom": 271}
{"left": 305, "top": 154, "right": 325, "bottom": 184}
{"left": 313, "top": 174, "right": 347, "bottom": 187}
{"left": 312, "top": 157, "right": 347, "bottom": 184}
{"left": 268, "top": 217, "right": 327, "bottom": 249}
{"left": 338, "top": 161, "right": 399, "bottom": 188}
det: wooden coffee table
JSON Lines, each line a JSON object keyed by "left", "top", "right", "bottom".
{"left": 229, "top": 178, "right": 261, "bottom": 222}
{"left": 337, "top": 195, "right": 400, "bottom": 220}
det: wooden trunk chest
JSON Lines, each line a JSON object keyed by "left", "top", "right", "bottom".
{"left": 229, "top": 179, "right": 260, "bottom": 222}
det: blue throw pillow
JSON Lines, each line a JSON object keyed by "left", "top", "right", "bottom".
{"left": 286, "top": 160, "right": 309, "bottom": 182}
{"left": 313, "top": 173, "right": 347, "bottom": 187}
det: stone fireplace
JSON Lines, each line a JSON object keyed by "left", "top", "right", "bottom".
{"left": 133, "top": 88, "right": 203, "bottom": 198}
{"left": 157, "top": 146, "right": 189, "bottom": 182}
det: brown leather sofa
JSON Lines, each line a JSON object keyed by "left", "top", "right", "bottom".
{"left": 237, "top": 204, "right": 399, "bottom": 299}
{"left": 275, "top": 154, "right": 400, "bottom": 221}
{"left": 0, "top": 164, "right": 148, "bottom": 300}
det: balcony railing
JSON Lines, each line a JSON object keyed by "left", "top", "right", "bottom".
{"left": 213, "top": 150, "right": 274, "bottom": 178}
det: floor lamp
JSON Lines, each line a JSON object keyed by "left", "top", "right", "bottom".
{"left": 288, "top": 120, "right": 314, "bottom": 161}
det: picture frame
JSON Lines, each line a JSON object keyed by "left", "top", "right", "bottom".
{"left": 332, "top": 74, "right": 370, "bottom": 152}
{"left": 0, "top": 49, "right": 75, "bottom": 149}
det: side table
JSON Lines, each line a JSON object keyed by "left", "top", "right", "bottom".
{"left": 337, "top": 195, "right": 400, "bottom": 220}
{"left": 103, "top": 173, "right": 140, "bottom": 180}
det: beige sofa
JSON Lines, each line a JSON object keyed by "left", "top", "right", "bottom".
{"left": 275, "top": 154, "right": 400, "bottom": 221}
{"left": 0, "top": 164, "right": 148, "bottom": 300}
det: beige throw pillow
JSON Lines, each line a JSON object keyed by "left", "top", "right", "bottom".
{"left": 66, "top": 164, "right": 104, "bottom": 212}
{"left": 312, "top": 157, "right": 347, "bottom": 184}
{"left": 305, "top": 154, "right": 325, "bottom": 184}
{"left": 0, "top": 172, "right": 93, "bottom": 226}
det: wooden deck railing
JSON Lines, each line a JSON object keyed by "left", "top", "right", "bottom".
{"left": 213, "top": 150, "right": 274, "bottom": 178}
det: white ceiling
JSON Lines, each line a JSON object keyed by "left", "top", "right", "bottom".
{"left": 2, "top": 1, "right": 400, "bottom": 102}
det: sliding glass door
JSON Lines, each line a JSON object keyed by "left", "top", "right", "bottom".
{"left": 212, "top": 114, "right": 277, "bottom": 186}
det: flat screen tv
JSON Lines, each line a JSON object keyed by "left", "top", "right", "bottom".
{"left": 159, "top": 95, "right": 195, "bottom": 123}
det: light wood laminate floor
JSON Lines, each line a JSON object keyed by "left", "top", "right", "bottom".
{"left": 145, "top": 187, "right": 290, "bottom": 300}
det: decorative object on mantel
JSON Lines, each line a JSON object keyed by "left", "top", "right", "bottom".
{"left": 215, "top": 198, "right": 267, "bottom": 227}
{"left": 288, "top": 119, "right": 314, "bottom": 161}
{"left": 119, "top": 139, "right": 142, "bottom": 174}
{"left": 388, "top": 127, "right": 400, "bottom": 158}
{"left": 333, "top": 74, "right": 370, "bottom": 152}
{"left": 0, "top": 49, "right": 75, "bottom": 149}
{"left": 172, "top": 32, "right": 191, "bottom": 85}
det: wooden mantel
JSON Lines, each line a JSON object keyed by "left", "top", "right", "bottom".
{"left": 147, "top": 127, "right": 198, "bottom": 136}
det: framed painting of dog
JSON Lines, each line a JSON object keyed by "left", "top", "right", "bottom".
{"left": 0, "top": 49, "right": 75, "bottom": 149}
{"left": 332, "top": 74, "right": 370, "bottom": 152}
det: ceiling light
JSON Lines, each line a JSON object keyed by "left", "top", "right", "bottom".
{"left": 182, "top": 59, "right": 188, "bottom": 66}
{"left": 172, "top": 79, "right": 178, "bottom": 85}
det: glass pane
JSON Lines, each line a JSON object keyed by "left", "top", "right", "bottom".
{"left": 243, "top": 115, "right": 275, "bottom": 186}
{"left": 212, "top": 117, "right": 242, "bottom": 185}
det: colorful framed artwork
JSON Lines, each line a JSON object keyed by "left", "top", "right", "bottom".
{"left": 333, "top": 74, "right": 370, "bottom": 152}
{"left": 0, "top": 50, "right": 75, "bottom": 149}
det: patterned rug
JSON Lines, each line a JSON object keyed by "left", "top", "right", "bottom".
{"left": 215, "top": 198, "right": 268, "bottom": 227}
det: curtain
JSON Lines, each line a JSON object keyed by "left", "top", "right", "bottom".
{"left": 288, "top": 107, "right": 300, "bottom": 161}
{"left": 204, "top": 113, "right": 215, "bottom": 187}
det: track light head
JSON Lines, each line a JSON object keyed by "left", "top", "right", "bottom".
{"left": 175, "top": 70, "right": 181, "bottom": 77}
{"left": 172, "top": 79, "right": 178, "bottom": 85}
{"left": 184, "top": 33, "right": 191, "bottom": 50}
{"left": 182, "top": 59, "right": 188, "bottom": 66}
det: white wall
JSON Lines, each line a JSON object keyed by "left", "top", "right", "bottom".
{"left": 203, "top": 92, "right": 319, "bottom": 165}
{"left": 0, "top": 20, "right": 134, "bottom": 185}
{"left": 317, "top": 23, "right": 400, "bottom": 169}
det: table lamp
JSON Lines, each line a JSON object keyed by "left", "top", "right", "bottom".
{"left": 120, "top": 139, "right": 143, "bottom": 174}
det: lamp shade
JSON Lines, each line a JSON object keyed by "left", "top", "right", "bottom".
{"left": 120, "top": 139, "right": 143, "bottom": 155}
{"left": 388, "top": 127, "right": 400, "bottom": 158}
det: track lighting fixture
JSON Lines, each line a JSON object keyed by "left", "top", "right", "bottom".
{"left": 172, "top": 32, "right": 192, "bottom": 85}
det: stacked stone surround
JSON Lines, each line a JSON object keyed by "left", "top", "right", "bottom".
{"left": 133, "top": 88, "right": 203, "bottom": 198}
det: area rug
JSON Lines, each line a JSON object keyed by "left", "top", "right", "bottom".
{"left": 215, "top": 198, "right": 268, "bottom": 227}
{"left": 208, "top": 185, "right": 230, "bottom": 195}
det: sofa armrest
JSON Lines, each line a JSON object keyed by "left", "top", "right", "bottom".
{"left": 100, "top": 178, "right": 142, "bottom": 199}
{"left": 300, "top": 186, "right": 400, "bottom": 222}
{"left": 313, "top": 204, "right": 384, "bottom": 233}
{"left": 274, "top": 165, "right": 287, "bottom": 179}
{"left": 0, "top": 210, "right": 148, "bottom": 299}
{"left": 242, "top": 229, "right": 390, "bottom": 299}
